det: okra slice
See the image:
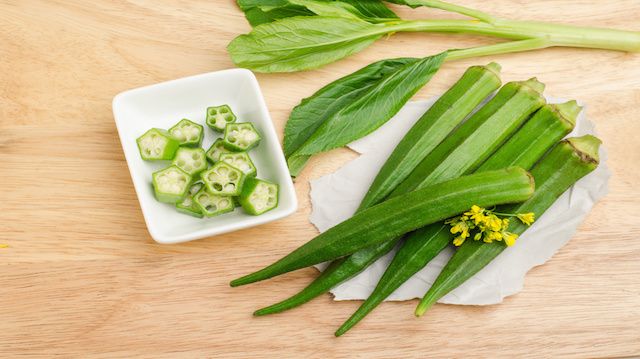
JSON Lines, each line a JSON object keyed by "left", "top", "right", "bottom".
{"left": 168, "top": 119, "right": 204, "bottom": 147}
{"left": 193, "top": 188, "right": 235, "bottom": 217}
{"left": 136, "top": 128, "right": 180, "bottom": 161}
{"left": 172, "top": 147, "right": 208, "bottom": 176}
{"left": 202, "top": 161, "right": 246, "bottom": 196}
{"left": 206, "top": 105, "right": 237, "bottom": 132}
{"left": 220, "top": 152, "right": 257, "bottom": 177}
{"left": 239, "top": 178, "right": 279, "bottom": 215}
{"left": 206, "top": 138, "right": 234, "bottom": 163}
{"left": 176, "top": 182, "right": 205, "bottom": 218}
{"left": 223, "top": 122, "right": 261, "bottom": 151}
{"left": 152, "top": 165, "right": 192, "bottom": 203}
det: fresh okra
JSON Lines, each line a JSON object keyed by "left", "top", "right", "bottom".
{"left": 193, "top": 188, "right": 235, "bottom": 217}
{"left": 136, "top": 128, "right": 180, "bottom": 161}
{"left": 415, "top": 135, "right": 601, "bottom": 317}
{"left": 223, "top": 122, "right": 261, "bottom": 151}
{"left": 152, "top": 165, "right": 192, "bottom": 203}
{"left": 358, "top": 62, "right": 502, "bottom": 211}
{"left": 257, "top": 96, "right": 580, "bottom": 322}
{"left": 253, "top": 77, "right": 546, "bottom": 316}
{"left": 206, "top": 138, "right": 234, "bottom": 163}
{"left": 172, "top": 147, "right": 208, "bottom": 177}
{"left": 202, "top": 161, "right": 246, "bottom": 196}
{"left": 239, "top": 178, "right": 279, "bottom": 215}
{"left": 176, "top": 182, "right": 205, "bottom": 218}
{"left": 220, "top": 152, "right": 257, "bottom": 177}
{"left": 333, "top": 100, "right": 580, "bottom": 336}
{"left": 390, "top": 78, "right": 546, "bottom": 198}
{"left": 206, "top": 105, "right": 237, "bottom": 132}
{"left": 168, "top": 119, "right": 204, "bottom": 147}
{"left": 230, "top": 167, "right": 534, "bottom": 287}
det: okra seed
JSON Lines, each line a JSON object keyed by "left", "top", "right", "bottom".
{"left": 218, "top": 167, "right": 229, "bottom": 175}
{"left": 221, "top": 107, "right": 228, "bottom": 113}
{"left": 213, "top": 183, "right": 223, "bottom": 191}
{"left": 206, "top": 205, "right": 217, "bottom": 212}
{"left": 219, "top": 199, "right": 230, "bottom": 207}
{"left": 192, "top": 153, "right": 200, "bottom": 160}
{"left": 229, "top": 172, "right": 238, "bottom": 180}
{"left": 224, "top": 183, "right": 235, "bottom": 191}
{"left": 225, "top": 116, "right": 233, "bottom": 122}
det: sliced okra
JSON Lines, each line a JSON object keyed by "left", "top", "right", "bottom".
{"left": 239, "top": 178, "right": 279, "bottom": 215}
{"left": 220, "top": 152, "right": 257, "bottom": 177}
{"left": 172, "top": 147, "right": 208, "bottom": 176}
{"left": 206, "top": 105, "right": 237, "bottom": 132}
{"left": 168, "top": 119, "right": 204, "bottom": 147}
{"left": 136, "top": 128, "right": 180, "bottom": 161}
{"left": 152, "top": 165, "right": 192, "bottom": 203}
{"left": 223, "top": 122, "right": 261, "bottom": 151}
{"left": 202, "top": 161, "right": 246, "bottom": 196}
{"left": 206, "top": 138, "right": 234, "bottom": 163}
{"left": 176, "top": 182, "right": 205, "bottom": 218}
{"left": 193, "top": 188, "right": 235, "bottom": 217}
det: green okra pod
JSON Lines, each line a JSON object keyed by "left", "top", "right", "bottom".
{"left": 334, "top": 100, "right": 580, "bottom": 335}
{"left": 390, "top": 78, "right": 546, "bottom": 197}
{"left": 415, "top": 135, "right": 601, "bottom": 316}
{"left": 231, "top": 167, "right": 535, "bottom": 287}
{"left": 255, "top": 77, "right": 551, "bottom": 316}
{"left": 358, "top": 62, "right": 502, "bottom": 210}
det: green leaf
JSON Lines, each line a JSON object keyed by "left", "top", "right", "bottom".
{"left": 288, "top": 0, "right": 398, "bottom": 22}
{"left": 237, "top": 0, "right": 314, "bottom": 26}
{"left": 341, "top": 0, "right": 399, "bottom": 20}
{"left": 227, "top": 16, "right": 388, "bottom": 73}
{"left": 237, "top": 0, "right": 397, "bottom": 27}
{"left": 287, "top": 52, "right": 447, "bottom": 175}
{"left": 284, "top": 57, "right": 419, "bottom": 175}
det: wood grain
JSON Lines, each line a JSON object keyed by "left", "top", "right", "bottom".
{"left": 1, "top": 1, "right": 639, "bottom": 357}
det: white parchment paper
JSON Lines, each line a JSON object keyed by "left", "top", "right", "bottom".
{"left": 309, "top": 98, "right": 610, "bottom": 305}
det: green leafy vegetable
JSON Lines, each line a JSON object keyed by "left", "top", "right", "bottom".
{"left": 237, "top": 0, "right": 398, "bottom": 26}
{"left": 283, "top": 57, "right": 419, "bottom": 175}
{"left": 227, "top": 16, "right": 389, "bottom": 73}
{"left": 237, "top": 0, "right": 314, "bottom": 27}
{"left": 229, "top": 1, "right": 640, "bottom": 72}
{"left": 286, "top": 53, "right": 446, "bottom": 176}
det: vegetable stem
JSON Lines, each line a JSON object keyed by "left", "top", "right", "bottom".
{"left": 407, "top": 0, "right": 497, "bottom": 24}
{"left": 385, "top": 19, "right": 640, "bottom": 52}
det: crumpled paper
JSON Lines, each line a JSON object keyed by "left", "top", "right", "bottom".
{"left": 309, "top": 98, "right": 610, "bottom": 305}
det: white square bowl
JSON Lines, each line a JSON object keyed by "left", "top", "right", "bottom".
{"left": 113, "top": 69, "right": 297, "bottom": 244}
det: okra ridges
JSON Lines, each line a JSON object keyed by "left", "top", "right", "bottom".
{"left": 224, "top": 123, "right": 261, "bottom": 151}
{"left": 207, "top": 105, "right": 237, "bottom": 132}
{"left": 169, "top": 119, "right": 203, "bottom": 146}
{"left": 220, "top": 152, "right": 257, "bottom": 177}
{"left": 206, "top": 138, "right": 233, "bottom": 163}
{"left": 203, "top": 162, "right": 245, "bottom": 196}
{"left": 172, "top": 148, "right": 207, "bottom": 175}
{"left": 136, "top": 128, "right": 179, "bottom": 160}
{"left": 194, "top": 189, "right": 234, "bottom": 217}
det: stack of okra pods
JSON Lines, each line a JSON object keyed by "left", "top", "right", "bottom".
{"left": 136, "top": 105, "right": 279, "bottom": 218}
{"left": 230, "top": 63, "right": 601, "bottom": 336}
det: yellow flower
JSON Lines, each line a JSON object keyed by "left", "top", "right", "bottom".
{"left": 486, "top": 215, "right": 502, "bottom": 231}
{"left": 450, "top": 221, "right": 469, "bottom": 235}
{"left": 453, "top": 235, "right": 466, "bottom": 246}
{"left": 504, "top": 232, "right": 519, "bottom": 246}
{"left": 517, "top": 212, "right": 535, "bottom": 226}
{"left": 474, "top": 232, "right": 482, "bottom": 241}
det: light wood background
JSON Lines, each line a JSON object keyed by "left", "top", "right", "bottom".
{"left": 2, "top": 1, "right": 639, "bottom": 358}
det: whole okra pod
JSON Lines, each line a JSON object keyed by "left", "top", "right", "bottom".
{"left": 334, "top": 100, "right": 580, "bottom": 335}
{"left": 230, "top": 167, "right": 535, "bottom": 287}
{"left": 415, "top": 135, "right": 601, "bottom": 316}
{"left": 358, "top": 62, "right": 502, "bottom": 210}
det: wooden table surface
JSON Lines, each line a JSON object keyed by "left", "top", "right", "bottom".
{"left": 2, "top": 1, "right": 639, "bottom": 357}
